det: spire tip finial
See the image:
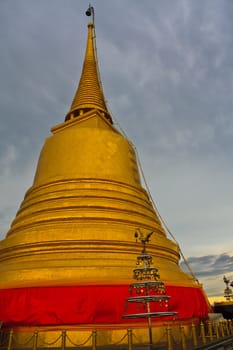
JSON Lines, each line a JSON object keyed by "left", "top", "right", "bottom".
{"left": 65, "top": 3, "right": 112, "bottom": 123}
{"left": 85, "top": 4, "right": 95, "bottom": 23}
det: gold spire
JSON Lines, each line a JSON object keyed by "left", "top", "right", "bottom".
{"left": 65, "top": 22, "right": 112, "bottom": 123}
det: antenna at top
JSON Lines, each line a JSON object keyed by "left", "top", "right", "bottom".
{"left": 85, "top": 4, "right": 95, "bottom": 23}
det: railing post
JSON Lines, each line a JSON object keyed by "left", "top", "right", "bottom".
{"left": 207, "top": 320, "right": 213, "bottom": 342}
{"left": 191, "top": 323, "right": 198, "bottom": 347}
{"left": 127, "top": 328, "right": 133, "bottom": 350}
{"left": 92, "top": 329, "right": 97, "bottom": 350}
{"left": 200, "top": 322, "right": 206, "bottom": 345}
{"left": 219, "top": 321, "right": 225, "bottom": 338}
{"left": 7, "top": 329, "right": 13, "bottom": 350}
{"left": 214, "top": 321, "right": 219, "bottom": 340}
{"left": 225, "top": 320, "right": 230, "bottom": 336}
{"left": 179, "top": 325, "right": 187, "bottom": 350}
{"left": 166, "top": 326, "right": 173, "bottom": 350}
{"left": 229, "top": 319, "right": 233, "bottom": 334}
{"left": 61, "top": 330, "right": 66, "bottom": 350}
{"left": 33, "top": 330, "right": 38, "bottom": 350}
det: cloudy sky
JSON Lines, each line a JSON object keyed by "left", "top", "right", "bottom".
{"left": 0, "top": 0, "right": 233, "bottom": 299}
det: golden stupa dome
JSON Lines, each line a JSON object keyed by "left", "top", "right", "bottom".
{"left": 0, "top": 13, "right": 210, "bottom": 330}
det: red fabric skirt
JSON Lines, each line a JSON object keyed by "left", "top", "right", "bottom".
{"left": 0, "top": 284, "right": 211, "bottom": 327}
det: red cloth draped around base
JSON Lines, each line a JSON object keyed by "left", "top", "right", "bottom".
{"left": 0, "top": 285, "right": 211, "bottom": 327}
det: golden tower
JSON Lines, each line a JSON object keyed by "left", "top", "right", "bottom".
{"left": 0, "top": 9, "right": 210, "bottom": 338}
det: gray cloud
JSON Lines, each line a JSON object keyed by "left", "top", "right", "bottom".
{"left": 181, "top": 253, "right": 233, "bottom": 277}
{"left": 181, "top": 253, "right": 233, "bottom": 296}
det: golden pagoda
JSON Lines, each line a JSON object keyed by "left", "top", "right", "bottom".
{"left": 0, "top": 7, "right": 210, "bottom": 345}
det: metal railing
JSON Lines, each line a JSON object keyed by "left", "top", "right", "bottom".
{"left": 193, "top": 334, "right": 233, "bottom": 349}
{"left": 0, "top": 319, "right": 232, "bottom": 350}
